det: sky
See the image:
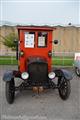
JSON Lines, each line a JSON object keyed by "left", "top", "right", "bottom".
{"left": 0, "top": 0, "right": 79, "bottom": 25}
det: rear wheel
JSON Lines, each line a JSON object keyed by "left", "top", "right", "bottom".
{"left": 5, "top": 78, "right": 15, "bottom": 104}
{"left": 75, "top": 67, "right": 80, "bottom": 76}
{"left": 58, "top": 77, "right": 71, "bottom": 100}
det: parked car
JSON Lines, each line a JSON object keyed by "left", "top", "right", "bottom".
{"left": 74, "top": 53, "right": 80, "bottom": 76}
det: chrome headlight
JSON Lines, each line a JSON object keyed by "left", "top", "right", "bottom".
{"left": 21, "top": 72, "right": 29, "bottom": 80}
{"left": 48, "top": 72, "right": 55, "bottom": 79}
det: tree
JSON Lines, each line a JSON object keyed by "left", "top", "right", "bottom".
{"left": 3, "top": 33, "right": 18, "bottom": 50}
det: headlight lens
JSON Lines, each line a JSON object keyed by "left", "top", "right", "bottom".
{"left": 21, "top": 72, "right": 29, "bottom": 80}
{"left": 48, "top": 72, "right": 55, "bottom": 79}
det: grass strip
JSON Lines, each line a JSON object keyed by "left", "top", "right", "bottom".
{"left": 0, "top": 57, "right": 74, "bottom": 66}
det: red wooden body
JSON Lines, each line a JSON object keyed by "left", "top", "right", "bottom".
{"left": 17, "top": 26, "right": 54, "bottom": 73}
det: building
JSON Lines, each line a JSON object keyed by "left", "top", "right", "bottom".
{"left": 0, "top": 25, "right": 80, "bottom": 56}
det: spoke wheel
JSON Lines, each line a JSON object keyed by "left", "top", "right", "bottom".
{"left": 58, "top": 77, "right": 71, "bottom": 100}
{"left": 6, "top": 78, "right": 15, "bottom": 104}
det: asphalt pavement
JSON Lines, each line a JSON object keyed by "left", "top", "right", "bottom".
{"left": 0, "top": 65, "right": 80, "bottom": 120}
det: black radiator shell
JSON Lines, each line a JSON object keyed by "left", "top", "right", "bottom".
{"left": 28, "top": 62, "right": 48, "bottom": 86}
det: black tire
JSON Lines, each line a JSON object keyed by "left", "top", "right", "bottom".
{"left": 5, "top": 78, "right": 15, "bottom": 104}
{"left": 58, "top": 77, "right": 71, "bottom": 100}
{"left": 75, "top": 67, "right": 80, "bottom": 77}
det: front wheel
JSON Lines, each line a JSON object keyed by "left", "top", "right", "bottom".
{"left": 5, "top": 78, "right": 15, "bottom": 104}
{"left": 58, "top": 77, "right": 71, "bottom": 100}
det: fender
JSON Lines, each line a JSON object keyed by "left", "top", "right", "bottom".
{"left": 3, "top": 71, "right": 14, "bottom": 82}
{"left": 54, "top": 69, "right": 73, "bottom": 80}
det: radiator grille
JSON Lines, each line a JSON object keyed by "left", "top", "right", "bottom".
{"left": 28, "top": 62, "right": 48, "bottom": 86}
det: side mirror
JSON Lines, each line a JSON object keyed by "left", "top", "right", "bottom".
{"left": 53, "top": 40, "right": 58, "bottom": 45}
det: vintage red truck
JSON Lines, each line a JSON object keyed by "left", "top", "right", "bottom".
{"left": 3, "top": 26, "right": 72, "bottom": 104}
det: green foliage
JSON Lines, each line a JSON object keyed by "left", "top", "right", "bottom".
{"left": 3, "top": 33, "right": 18, "bottom": 50}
